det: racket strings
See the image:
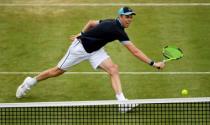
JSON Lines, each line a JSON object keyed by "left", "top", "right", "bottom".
{"left": 163, "top": 50, "right": 174, "bottom": 58}
{"left": 163, "top": 48, "right": 183, "bottom": 59}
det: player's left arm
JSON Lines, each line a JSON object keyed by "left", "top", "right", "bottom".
{"left": 81, "top": 20, "right": 100, "bottom": 33}
{"left": 123, "top": 41, "right": 165, "bottom": 69}
{"left": 70, "top": 20, "right": 100, "bottom": 41}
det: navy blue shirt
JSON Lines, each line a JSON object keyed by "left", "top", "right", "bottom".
{"left": 78, "top": 19, "right": 130, "bottom": 53}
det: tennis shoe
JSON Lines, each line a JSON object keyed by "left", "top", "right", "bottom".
{"left": 118, "top": 99, "right": 139, "bottom": 113}
{"left": 16, "top": 77, "right": 32, "bottom": 98}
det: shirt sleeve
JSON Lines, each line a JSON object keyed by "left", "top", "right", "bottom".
{"left": 118, "top": 31, "right": 130, "bottom": 45}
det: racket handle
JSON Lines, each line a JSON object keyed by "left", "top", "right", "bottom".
{"left": 157, "top": 61, "right": 166, "bottom": 69}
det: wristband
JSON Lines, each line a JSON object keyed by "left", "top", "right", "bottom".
{"left": 149, "top": 60, "right": 155, "bottom": 66}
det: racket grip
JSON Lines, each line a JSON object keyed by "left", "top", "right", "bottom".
{"left": 157, "top": 61, "right": 166, "bottom": 69}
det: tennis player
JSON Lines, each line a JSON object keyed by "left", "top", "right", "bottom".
{"left": 16, "top": 7, "right": 165, "bottom": 101}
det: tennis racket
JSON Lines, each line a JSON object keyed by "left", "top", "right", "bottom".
{"left": 162, "top": 45, "right": 184, "bottom": 63}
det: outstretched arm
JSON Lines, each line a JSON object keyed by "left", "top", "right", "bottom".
{"left": 123, "top": 41, "right": 165, "bottom": 69}
{"left": 70, "top": 20, "right": 99, "bottom": 41}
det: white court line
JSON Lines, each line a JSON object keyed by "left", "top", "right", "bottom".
{"left": 0, "top": 3, "right": 210, "bottom": 7}
{"left": 0, "top": 72, "right": 210, "bottom": 75}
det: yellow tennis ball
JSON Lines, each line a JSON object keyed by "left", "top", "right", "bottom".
{"left": 181, "top": 89, "right": 188, "bottom": 95}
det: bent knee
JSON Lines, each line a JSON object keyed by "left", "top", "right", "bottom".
{"left": 107, "top": 64, "right": 119, "bottom": 75}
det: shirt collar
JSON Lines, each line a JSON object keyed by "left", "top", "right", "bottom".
{"left": 116, "top": 18, "right": 124, "bottom": 29}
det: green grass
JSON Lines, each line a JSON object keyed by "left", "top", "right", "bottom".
{"left": 0, "top": 1, "right": 210, "bottom": 103}
{"left": 1, "top": 0, "right": 210, "bottom": 3}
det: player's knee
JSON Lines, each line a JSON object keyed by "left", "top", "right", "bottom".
{"left": 108, "top": 64, "right": 119, "bottom": 76}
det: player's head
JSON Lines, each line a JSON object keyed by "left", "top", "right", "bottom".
{"left": 118, "top": 6, "right": 136, "bottom": 28}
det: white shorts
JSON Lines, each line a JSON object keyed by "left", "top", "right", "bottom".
{"left": 57, "top": 39, "right": 110, "bottom": 70}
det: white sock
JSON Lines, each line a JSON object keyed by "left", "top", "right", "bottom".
{"left": 116, "top": 93, "right": 126, "bottom": 101}
{"left": 26, "top": 77, "right": 37, "bottom": 87}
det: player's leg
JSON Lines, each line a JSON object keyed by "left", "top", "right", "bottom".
{"left": 98, "top": 58, "right": 126, "bottom": 101}
{"left": 16, "top": 39, "right": 89, "bottom": 98}
{"left": 35, "top": 67, "right": 65, "bottom": 81}
{"left": 16, "top": 67, "right": 64, "bottom": 98}
{"left": 89, "top": 48, "right": 126, "bottom": 101}
{"left": 89, "top": 49, "right": 136, "bottom": 112}
{"left": 99, "top": 59, "right": 138, "bottom": 112}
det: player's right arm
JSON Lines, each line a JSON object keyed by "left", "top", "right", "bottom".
{"left": 70, "top": 20, "right": 99, "bottom": 41}
{"left": 117, "top": 28, "right": 165, "bottom": 69}
{"left": 123, "top": 41, "right": 165, "bottom": 69}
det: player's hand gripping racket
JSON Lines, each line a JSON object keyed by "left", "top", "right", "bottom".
{"left": 162, "top": 46, "right": 183, "bottom": 63}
